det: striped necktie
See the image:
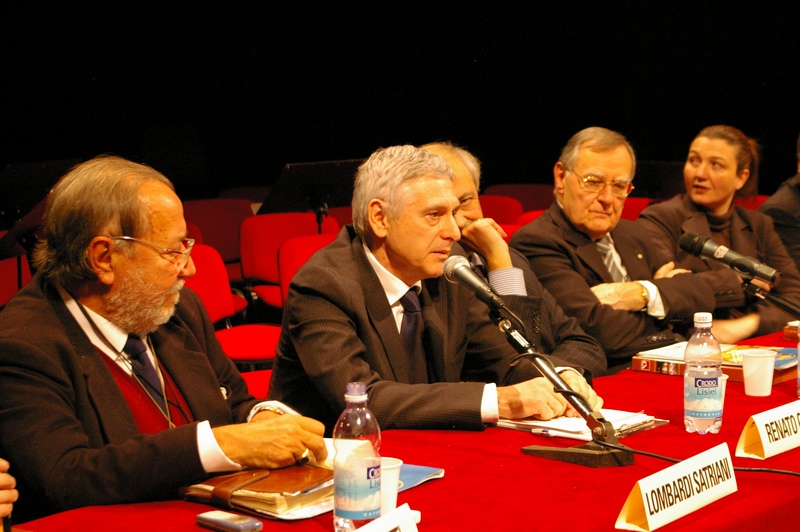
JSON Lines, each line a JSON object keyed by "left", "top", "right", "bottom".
{"left": 595, "top": 235, "right": 629, "bottom": 283}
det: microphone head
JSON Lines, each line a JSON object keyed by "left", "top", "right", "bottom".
{"left": 443, "top": 255, "right": 469, "bottom": 283}
{"left": 678, "top": 232, "right": 707, "bottom": 256}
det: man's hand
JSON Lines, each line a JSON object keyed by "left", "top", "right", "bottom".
{"left": 497, "top": 372, "right": 603, "bottom": 420}
{"left": 654, "top": 261, "right": 692, "bottom": 279}
{"left": 460, "top": 218, "right": 513, "bottom": 271}
{"left": 591, "top": 282, "right": 647, "bottom": 311}
{"left": 213, "top": 415, "right": 327, "bottom": 469}
{"left": 560, "top": 370, "right": 604, "bottom": 415}
{"left": 711, "top": 314, "right": 761, "bottom": 344}
{"left": 0, "top": 458, "right": 18, "bottom": 519}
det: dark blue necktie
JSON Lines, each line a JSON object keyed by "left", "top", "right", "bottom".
{"left": 123, "top": 334, "right": 167, "bottom": 412}
{"left": 399, "top": 289, "right": 428, "bottom": 383}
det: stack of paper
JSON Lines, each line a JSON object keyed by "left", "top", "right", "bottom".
{"left": 497, "top": 409, "right": 666, "bottom": 441}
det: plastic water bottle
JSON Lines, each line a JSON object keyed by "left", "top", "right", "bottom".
{"left": 684, "top": 312, "right": 724, "bottom": 434}
{"left": 333, "top": 382, "right": 381, "bottom": 531}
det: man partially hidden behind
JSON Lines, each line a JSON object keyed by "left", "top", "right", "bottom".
{"left": 510, "top": 127, "right": 715, "bottom": 371}
{"left": 421, "top": 141, "right": 607, "bottom": 378}
{"left": 0, "top": 156, "right": 326, "bottom": 523}
{"left": 268, "top": 144, "right": 602, "bottom": 433}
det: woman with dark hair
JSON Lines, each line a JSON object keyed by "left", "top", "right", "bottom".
{"left": 638, "top": 125, "right": 800, "bottom": 343}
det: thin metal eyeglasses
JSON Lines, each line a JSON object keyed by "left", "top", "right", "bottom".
{"left": 567, "top": 169, "right": 634, "bottom": 198}
{"left": 111, "top": 236, "right": 195, "bottom": 269}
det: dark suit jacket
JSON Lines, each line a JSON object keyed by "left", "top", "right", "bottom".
{"left": 638, "top": 194, "right": 800, "bottom": 336}
{"left": 466, "top": 248, "right": 607, "bottom": 377}
{"left": 268, "top": 226, "right": 582, "bottom": 433}
{"left": 759, "top": 174, "right": 800, "bottom": 271}
{"left": 0, "top": 275, "right": 258, "bottom": 522}
{"left": 509, "top": 203, "right": 715, "bottom": 361}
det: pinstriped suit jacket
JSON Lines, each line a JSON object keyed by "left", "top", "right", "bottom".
{"left": 268, "top": 226, "right": 581, "bottom": 433}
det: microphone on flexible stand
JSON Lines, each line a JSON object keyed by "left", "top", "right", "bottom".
{"left": 444, "top": 255, "right": 528, "bottom": 334}
{"left": 443, "top": 255, "right": 634, "bottom": 467}
{"left": 678, "top": 232, "right": 780, "bottom": 284}
{"left": 443, "top": 255, "right": 508, "bottom": 309}
{"left": 679, "top": 232, "right": 800, "bottom": 319}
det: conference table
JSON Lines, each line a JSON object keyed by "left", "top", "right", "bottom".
{"left": 14, "top": 333, "right": 800, "bottom": 531}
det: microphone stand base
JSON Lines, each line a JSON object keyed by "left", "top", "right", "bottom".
{"left": 521, "top": 441, "right": 635, "bottom": 468}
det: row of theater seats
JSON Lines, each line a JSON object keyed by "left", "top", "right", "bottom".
{"left": 0, "top": 186, "right": 773, "bottom": 396}
{"left": 183, "top": 233, "right": 333, "bottom": 358}
{"left": 175, "top": 191, "right": 655, "bottom": 379}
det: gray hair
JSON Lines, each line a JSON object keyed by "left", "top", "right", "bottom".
{"left": 351, "top": 145, "right": 453, "bottom": 244}
{"left": 34, "top": 155, "right": 174, "bottom": 286}
{"left": 558, "top": 127, "right": 637, "bottom": 178}
{"left": 420, "top": 141, "right": 482, "bottom": 189}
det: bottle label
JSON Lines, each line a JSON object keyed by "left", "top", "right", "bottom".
{"left": 684, "top": 376, "right": 723, "bottom": 417}
{"left": 334, "top": 462, "right": 381, "bottom": 520}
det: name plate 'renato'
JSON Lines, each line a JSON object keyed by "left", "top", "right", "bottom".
{"left": 615, "top": 443, "right": 737, "bottom": 531}
{"left": 736, "top": 399, "right": 800, "bottom": 459}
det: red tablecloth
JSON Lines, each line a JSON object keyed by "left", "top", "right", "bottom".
{"left": 16, "top": 335, "right": 800, "bottom": 531}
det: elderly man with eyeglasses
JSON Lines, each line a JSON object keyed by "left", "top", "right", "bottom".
{"left": 510, "top": 127, "right": 715, "bottom": 371}
{"left": 0, "top": 155, "right": 326, "bottom": 523}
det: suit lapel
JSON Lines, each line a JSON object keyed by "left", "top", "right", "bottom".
{"left": 680, "top": 208, "right": 711, "bottom": 240}
{"left": 50, "top": 292, "right": 141, "bottom": 444}
{"left": 611, "top": 224, "right": 650, "bottom": 280}
{"left": 552, "top": 206, "right": 614, "bottom": 283}
{"left": 353, "top": 241, "right": 418, "bottom": 384}
{"left": 731, "top": 209, "right": 758, "bottom": 257}
{"left": 151, "top": 320, "right": 231, "bottom": 423}
{"left": 576, "top": 239, "right": 615, "bottom": 283}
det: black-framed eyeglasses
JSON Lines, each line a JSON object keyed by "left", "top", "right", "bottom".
{"left": 111, "top": 236, "right": 195, "bottom": 269}
{"left": 567, "top": 169, "right": 634, "bottom": 198}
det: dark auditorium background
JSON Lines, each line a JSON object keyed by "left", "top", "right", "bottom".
{"left": 2, "top": 2, "right": 799, "bottom": 222}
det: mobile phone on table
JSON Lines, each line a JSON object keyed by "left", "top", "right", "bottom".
{"left": 196, "top": 510, "right": 263, "bottom": 532}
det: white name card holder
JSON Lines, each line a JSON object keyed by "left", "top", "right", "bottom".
{"left": 615, "top": 443, "right": 737, "bottom": 531}
{"left": 736, "top": 399, "right": 800, "bottom": 459}
{"left": 354, "top": 503, "right": 419, "bottom": 532}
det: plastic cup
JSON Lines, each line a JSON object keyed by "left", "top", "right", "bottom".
{"left": 380, "top": 457, "right": 403, "bottom": 515}
{"left": 740, "top": 349, "right": 777, "bottom": 397}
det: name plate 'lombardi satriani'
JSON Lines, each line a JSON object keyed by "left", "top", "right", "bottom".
{"left": 615, "top": 443, "right": 737, "bottom": 531}
{"left": 736, "top": 399, "right": 800, "bottom": 459}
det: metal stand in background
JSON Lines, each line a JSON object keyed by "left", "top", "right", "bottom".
{"left": 493, "top": 308, "right": 635, "bottom": 468}
{"left": 312, "top": 198, "right": 329, "bottom": 235}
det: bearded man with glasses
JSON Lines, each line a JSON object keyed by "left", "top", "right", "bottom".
{"left": 510, "top": 127, "right": 715, "bottom": 371}
{"left": 0, "top": 155, "right": 326, "bottom": 523}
